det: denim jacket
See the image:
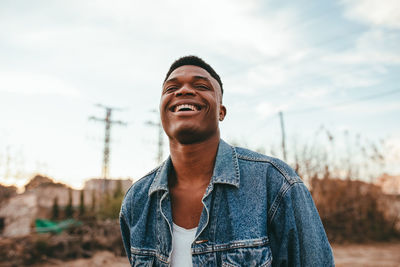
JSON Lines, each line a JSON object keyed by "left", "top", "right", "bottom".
{"left": 120, "top": 139, "right": 334, "bottom": 266}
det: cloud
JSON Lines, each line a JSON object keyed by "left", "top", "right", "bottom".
{"left": 331, "top": 69, "right": 380, "bottom": 89}
{"left": 0, "top": 0, "right": 305, "bottom": 101}
{"left": 79, "top": 0, "right": 301, "bottom": 61}
{"left": 317, "top": 28, "right": 400, "bottom": 96}
{"left": 322, "top": 29, "right": 400, "bottom": 65}
{"left": 296, "top": 86, "right": 332, "bottom": 100}
{"left": 225, "top": 64, "right": 290, "bottom": 95}
{"left": 331, "top": 100, "right": 400, "bottom": 115}
{"left": 255, "top": 101, "right": 289, "bottom": 119}
{"left": 0, "top": 71, "right": 81, "bottom": 97}
{"left": 341, "top": 0, "right": 400, "bottom": 29}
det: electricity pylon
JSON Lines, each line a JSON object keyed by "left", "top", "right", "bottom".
{"left": 89, "top": 104, "right": 127, "bottom": 181}
{"left": 145, "top": 110, "right": 164, "bottom": 164}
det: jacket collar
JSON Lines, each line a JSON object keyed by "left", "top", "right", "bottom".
{"left": 148, "top": 139, "right": 240, "bottom": 196}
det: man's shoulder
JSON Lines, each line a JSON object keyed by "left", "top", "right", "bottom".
{"left": 233, "top": 145, "right": 301, "bottom": 185}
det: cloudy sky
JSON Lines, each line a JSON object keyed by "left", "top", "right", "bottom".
{"left": 1, "top": 0, "right": 399, "bottom": 189}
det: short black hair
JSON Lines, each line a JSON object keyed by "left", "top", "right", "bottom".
{"left": 164, "top": 55, "right": 223, "bottom": 95}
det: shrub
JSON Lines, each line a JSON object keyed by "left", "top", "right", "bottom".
{"left": 311, "top": 177, "right": 400, "bottom": 242}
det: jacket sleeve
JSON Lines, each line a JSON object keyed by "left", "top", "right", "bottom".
{"left": 119, "top": 212, "right": 132, "bottom": 265}
{"left": 269, "top": 182, "right": 335, "bottom": 267}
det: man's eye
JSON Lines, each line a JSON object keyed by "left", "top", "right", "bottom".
{"left": 165, "top": 86, "right": 177, "bottom": 92}
{"left": 195, "top": 85, "right": 209, "bottom": 90}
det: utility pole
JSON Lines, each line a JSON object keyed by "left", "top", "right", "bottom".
{"left": 89, "top": 104, "right": 126, "bottom": 188}
{"left": 279, "top": 111, "right": 287, "bottom": 161}
{"left": 146, "top": 110, "right": 164, "bottom": 164}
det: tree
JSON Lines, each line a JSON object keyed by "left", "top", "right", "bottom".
{"left": 91, "top": 189, "right": 96, "bottom": 212}
{"left": 52, "top": 197, "right": 59, "bottom": 220}
{"left": 79, "top": 190, "right": 85, "bottom": 216}
{"left": 98, "top": 180, "right": 125, "bottom": 219}
{"left": 113, "top": 180, "right": 124, "bottom": 198}
{"left": 64, "top": 188, "right": 74, "bottom": 218}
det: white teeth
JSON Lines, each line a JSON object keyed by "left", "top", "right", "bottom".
{"left": 175, "top": 104, "right": 197, "bottom": 112}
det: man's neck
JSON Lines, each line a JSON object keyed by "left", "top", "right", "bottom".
{"left": 169, "top": 135, "right": 220, "bottom": 188}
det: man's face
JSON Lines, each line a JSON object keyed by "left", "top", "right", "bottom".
{"left": 160, "top": 65, "right": 226, "bottom": 144}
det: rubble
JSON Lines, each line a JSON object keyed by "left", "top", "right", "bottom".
{"left": 0, "top": 193, "right": 37, "bottom": 237}
{"left": 0, "top": 219, "right": 125, "bottom": 266}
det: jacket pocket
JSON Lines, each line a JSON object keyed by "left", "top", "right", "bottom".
{"left": 130, "top": 254, "right": 155, "bottom": 267}
{"left": 221, "top": 245, "right": 272, "bottom": 267}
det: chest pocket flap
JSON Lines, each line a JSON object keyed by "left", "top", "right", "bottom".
{"left": 221, "top": 241, "right": 272, "bottom": 267}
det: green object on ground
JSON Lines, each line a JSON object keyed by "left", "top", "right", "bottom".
{"left": 35, "top": 218, "right": 82, "bottom": 234}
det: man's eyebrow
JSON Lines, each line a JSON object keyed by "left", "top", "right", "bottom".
{"left": 164, "top": 75, "right": 211, "bottom": 85}
{"left": 193, "top": 76, "right": 210, "bottom": 82}
{"left": 164, "top": 77, "right": 178, "bottom": 84}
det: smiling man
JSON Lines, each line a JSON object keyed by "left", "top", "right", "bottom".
{"left": 120, "top": 56, "right": 334, "bottom": 266}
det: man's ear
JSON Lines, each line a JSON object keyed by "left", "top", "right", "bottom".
{"left": 219, "top": 105, "right": 227, "bottom": 121}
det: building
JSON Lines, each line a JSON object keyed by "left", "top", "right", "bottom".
{"left": 84, "top": 178, "right": 133, "bottom": 194}
{"left": 0, "top": 175, "right": 133, "bottom": 238}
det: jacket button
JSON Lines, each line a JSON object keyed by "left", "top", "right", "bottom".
{"left": 194, "top": 239, "right": 208, "bottom": 244}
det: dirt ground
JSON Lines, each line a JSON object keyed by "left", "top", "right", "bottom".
{"left": 32, "top": 251, "right": 129, "bottom": 267}
{"left": 33, "top": 243, "right": 400, "bottom": 267}
{"left": 332, "top": 242, "right": 400, "bottom": 267}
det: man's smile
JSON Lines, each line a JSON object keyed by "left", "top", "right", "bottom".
{"left": 169, "top": 101, "right": 203, "bottom": 114}
{"left": 174, "top": 104, "right": 200, "bottom": 112}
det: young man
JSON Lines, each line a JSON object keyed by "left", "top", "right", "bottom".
{"left": 120, "top": 56, "right": 334, "bottom": 266}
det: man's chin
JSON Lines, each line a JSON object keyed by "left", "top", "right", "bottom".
{"left": 172, "top": 128, "right": 216, "bottom": 145}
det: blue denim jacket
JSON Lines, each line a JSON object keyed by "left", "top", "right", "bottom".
{"left": 120, "top": 140, "right": 334, "bottom": 266}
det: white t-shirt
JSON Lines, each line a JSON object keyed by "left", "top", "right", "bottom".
{"left": 171, "top": 223, "right": 197, "bottom": 267}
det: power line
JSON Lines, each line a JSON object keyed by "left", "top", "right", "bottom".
{"left": 286, "top": 88, "right": 400, "bottom": 115}
{"left": 266, "top": 89, "right": 400, "bottom": 158}
{"left": 223, "top": 13, "right": 364, "bottom": 78}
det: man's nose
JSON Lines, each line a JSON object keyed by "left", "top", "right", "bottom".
{"left": 175, "top": 86, "right": 196, "bottom": 97}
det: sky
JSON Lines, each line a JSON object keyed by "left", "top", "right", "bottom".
{"left": 0, "top": 0, "right": 399, "bottom": 189}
